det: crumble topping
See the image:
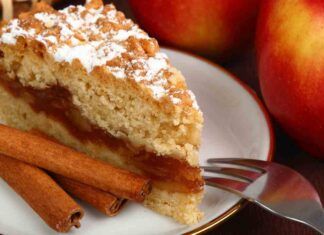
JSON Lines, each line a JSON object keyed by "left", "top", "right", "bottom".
{"left": 0, "top": 2, "right": 199, "bottom": 109}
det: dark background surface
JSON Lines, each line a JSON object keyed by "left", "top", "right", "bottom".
{"left": 55, "top": 1, "right": 324, "bottom": 234}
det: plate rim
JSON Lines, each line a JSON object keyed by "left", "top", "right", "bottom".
{"left": 161, "top": 47, "right": 275, "bottom": 235}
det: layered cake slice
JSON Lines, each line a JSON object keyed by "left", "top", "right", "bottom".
{"left": 0, "top": 0, "right": 204, "bottom": 224}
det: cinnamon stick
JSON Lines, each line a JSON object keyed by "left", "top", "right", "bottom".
{"left": 0, "top": 124, "right": 151, "bottom": 202}
{"left": 29, "top": 130, "right": 127, "bottom": 215}
{"left": 0, "top": 154, "right": 84, "bottom": 233}
{"left": 54, "top": 175, "right": 127, "bottom": 216}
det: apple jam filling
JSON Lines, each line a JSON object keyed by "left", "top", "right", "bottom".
{"left": 0, "top": 77, "right": 204, "bottom": 193}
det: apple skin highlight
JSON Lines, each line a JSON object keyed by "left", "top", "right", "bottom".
{"left": 257, "top": 0, "right": 324, "bottom": 158}
{"left": 129, "top": 0, "right": 260, "bottom": 59}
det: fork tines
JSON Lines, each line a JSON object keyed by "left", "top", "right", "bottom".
{"left": 202, "top": 158, "right": 266, "bottom": 193}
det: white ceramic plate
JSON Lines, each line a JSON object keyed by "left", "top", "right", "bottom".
{"left": 0, "top": 48, "right": 274, "bottom": 235}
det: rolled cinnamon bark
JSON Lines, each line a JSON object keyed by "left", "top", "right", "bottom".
{"left": 0, "top": 154, "right": 84, "bottom": 233}
{"left": 54, "top": 175, "right": 127, "bottom": 216}
{"left": 0, "top": 124, "right": 151, "bottom": 202}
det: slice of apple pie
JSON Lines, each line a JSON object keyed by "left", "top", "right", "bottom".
{"left": 0, "top": 0, "right": 204, "bottom": 224}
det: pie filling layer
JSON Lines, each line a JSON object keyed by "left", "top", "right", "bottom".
{"left": 0, "top": 74, "right": 204, "bottom": 194}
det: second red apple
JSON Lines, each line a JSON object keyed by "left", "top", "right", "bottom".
{"left": 129, "top": 0, "right": 260, "bottom": 59}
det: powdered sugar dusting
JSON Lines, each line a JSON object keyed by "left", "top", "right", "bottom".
{"left": 113, "top": 26, "right": 149, "bottom": 41}
{"left": 34, "top": 12, "right": 58, "bottom": 27}
{"left": 0, "top": 2, "right": 200, "bottom": 110}
{"left": 170, "top": 96, "right": 181, "bottom": 104}
{"left": 0, "top": 19, "right": 29, "bottom": 44}
{"left": 147, "top": 54, "right": 168, "bottom": 76}
{"left": 188, "top": 90, "right": 200, "bottom": 110}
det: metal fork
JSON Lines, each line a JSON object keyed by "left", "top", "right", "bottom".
{"left": 202, "top": 158, "right": 324, "bottom": 234}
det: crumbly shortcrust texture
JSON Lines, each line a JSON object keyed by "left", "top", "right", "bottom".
{"left": 0, "top": 1, "right": 203, "bottom": 166}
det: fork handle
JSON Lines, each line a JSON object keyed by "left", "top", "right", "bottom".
{"left": 307, "top": 209, "right": 324, "bottom": 234}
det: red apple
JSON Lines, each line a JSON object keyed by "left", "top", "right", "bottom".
{"left": 257, "top": 0, "right": 324, "bottom": 158}
{"left": 129, "top": 0, "right": 260, "bottom": 59}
